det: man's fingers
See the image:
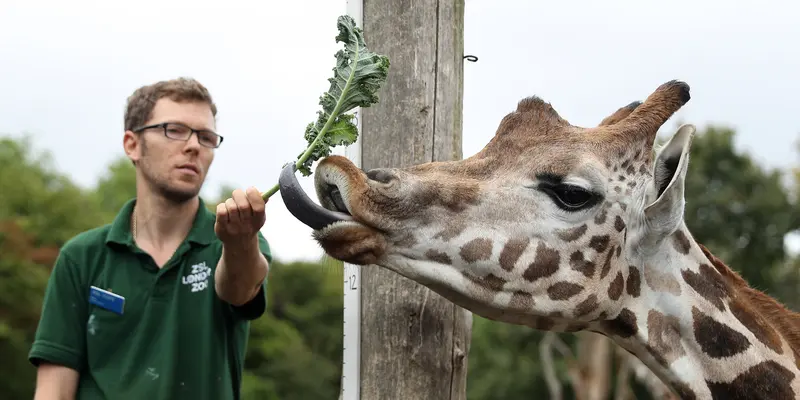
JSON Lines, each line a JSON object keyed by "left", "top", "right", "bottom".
{"left": 216, "top": 202, "right": 228, "bottom": 223}
{"left": 245, "top": 186, "right": 265, "bottom": 215}
{"left": 225, "top": 198, "right": 240, "bottom": 223}
{"left": 232, "top": 189, "right": 253, "bottom": 217}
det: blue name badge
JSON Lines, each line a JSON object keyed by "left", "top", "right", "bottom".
{"left": 89, "top": 286, "right": 125, "bottom": 315}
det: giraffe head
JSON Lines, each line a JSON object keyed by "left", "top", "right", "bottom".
{"left": 280, "top": 80, "right": 694, "bottom": 331}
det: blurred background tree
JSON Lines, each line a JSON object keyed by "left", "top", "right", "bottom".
{"left": 1, "top": 122, "right": 798, "bottom": 399}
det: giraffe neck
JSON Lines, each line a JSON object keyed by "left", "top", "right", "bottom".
{"left": 594, "top": 223, "right": 800, "bottom": 399}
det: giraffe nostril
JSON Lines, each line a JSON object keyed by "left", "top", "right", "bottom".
{"left": 366, "top": 168, "right": 396, "bottom": 184}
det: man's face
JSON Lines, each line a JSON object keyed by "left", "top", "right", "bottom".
{"left": 125, "top": 98, "right": 217, "bottom": 204}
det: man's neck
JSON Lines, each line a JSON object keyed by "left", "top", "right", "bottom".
{"left": 597, "top": 229, "right": 800, "bottom": 399}
{"left": 132, "top": 190, "right": 199, "bottom": 254}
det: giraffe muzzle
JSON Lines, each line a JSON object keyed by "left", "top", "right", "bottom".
{"left": 278, "top": 162, "right": 353, "bottom": 230}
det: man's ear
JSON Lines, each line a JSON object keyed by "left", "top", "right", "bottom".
{"left": 642, "top": 123, "right": 696, "bottom": 244}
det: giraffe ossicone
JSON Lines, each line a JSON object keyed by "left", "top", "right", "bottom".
{"left": 279, "top": 80, "right": 800, "bottom": 399}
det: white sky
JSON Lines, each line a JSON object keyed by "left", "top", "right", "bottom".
{"left": 1, "top": 0, "right": 798, "bottom": 262}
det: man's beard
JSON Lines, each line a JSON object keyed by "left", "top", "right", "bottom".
{"left": 139, "top": 142, "right": 202, "bottom": 205}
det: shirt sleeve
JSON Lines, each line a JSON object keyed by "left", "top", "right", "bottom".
{"left": 28, "top": 250, "right": 87, "bottom": 372}
{"left": 227, "top": 231, "right": 272, "bottom": 321}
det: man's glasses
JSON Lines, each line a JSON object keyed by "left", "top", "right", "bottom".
{"left": 133, "top": 122, "right": 224, "bottom": 149}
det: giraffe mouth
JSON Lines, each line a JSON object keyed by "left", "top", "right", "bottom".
{"left": 278, "top": 162, "right": 354, "bottom": 230}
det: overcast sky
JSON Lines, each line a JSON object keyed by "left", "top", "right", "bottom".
{"left": 1, "top": 0, "right": 798, "bottom": 262}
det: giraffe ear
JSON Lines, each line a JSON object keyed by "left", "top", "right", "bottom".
{"left": 642, "top": 124, "right": 696, "bottom": 240}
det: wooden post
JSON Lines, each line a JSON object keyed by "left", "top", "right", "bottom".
{"left": 357, "top": 0, "right": 472, "bottom": 399}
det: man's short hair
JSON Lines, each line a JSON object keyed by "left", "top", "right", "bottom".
{"left": 124, "top": 77, "right": 217, "bottom": 132}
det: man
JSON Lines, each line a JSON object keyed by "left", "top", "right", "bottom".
{"left": 28, "top": 77, "right": 271, "bottom": 399}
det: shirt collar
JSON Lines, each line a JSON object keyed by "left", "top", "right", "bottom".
{"left": 105, "top": 197, "right": 216, "bottom": 249}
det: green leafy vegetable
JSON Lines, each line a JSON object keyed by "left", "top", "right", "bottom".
{"left": 262, "top": 15, "right": 390, "bottom": 200}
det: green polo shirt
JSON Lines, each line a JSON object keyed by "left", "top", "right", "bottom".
{"left": 28, "top": 198, "right": 271, "bottom": 400}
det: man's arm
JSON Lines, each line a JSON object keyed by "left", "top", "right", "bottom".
{"left": 215, "top": 235, "right": 269, "bottom": 306}
{"left": 34, "top": 363, "right": 79, "bottom": 400}
{"left": 214, "top": 187, "right": 271, "bottom": 307}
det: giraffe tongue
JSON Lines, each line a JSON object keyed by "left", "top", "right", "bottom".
{"left": 278, "top": 162, "right": 353, "bottom": 230}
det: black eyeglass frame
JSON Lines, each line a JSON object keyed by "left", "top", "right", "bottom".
{"left": 132, "top": 122, "right": 224, "bottom": 149}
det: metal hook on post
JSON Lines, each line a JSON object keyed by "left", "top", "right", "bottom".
{"left": 463, "top": 55, "right": 478, "bottom": 62}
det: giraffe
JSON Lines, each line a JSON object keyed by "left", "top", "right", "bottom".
{"left": 278, "top": 80, "right": 800, "bottom": 399}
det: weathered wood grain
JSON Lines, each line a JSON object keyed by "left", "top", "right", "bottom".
{"left": 359, "top": 0, "right": 471, "bottom": 399}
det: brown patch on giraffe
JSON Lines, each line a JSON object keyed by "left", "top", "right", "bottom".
{"left": 646, "top": 310, "right": 685, "bottom": 366}
{"left": 394, "top": 233, "right": 417, "bottom": 248}
{"left": 625, "top": 165, "right": 636, "bottom": 175}
{"left": 523, "top": 242, "right": 560, "bottom": 282}
{"left": 644, "top": 266, "right": 681, "bottom": 295}
{"left": 600, "top": 248, "right": 614, "bottom": 279}
{"left": 574, "top": 294, "right": 598, "bottom": 318}
{"left": 681, "top": 264, "right": 729, "bottom": 312}
{"left": 729, "top": 296, "right": 784, "bottom": 355}
{"left": 432, "top": 221, "right": 467, "bottom": 242}
{"left": 594, "top": 208, "right": 608, "bottom": 224}
{"left": 614, "top": 186, "right": 622, "bottom": 193}
{"left": 602, "top": 308, "right": 638, "bottom": 338}
{"left": 639, "top": 164, "right": 649, "bottom": 175}
{"left": 507, "top": 291, "right": 534, "bottom": 310}
{"left": 706, "top": 360, "right": 795, "bottom": 400}
{"left": 460, "top": 237, "right": 493, "bottom": 263}
{"left": 564, "top": 323, "right": 588, "bottom": 332}
{"left": 697, "top": 243, "right": 800, "bottom": 365}
{"left": 614, "top": 216, "right": 626, "bottom": 232}
{"left": 615, "top": 245, "right": 622, "bottom": 258}
{"left": 499, "top": 237, "right": 529, "bottom": 272}
{"left": 569, "top": 250, "right": 596, "bottom": 278}
{"left": 547, "top": 282, "right": 584, "bottom": 301}
{"left": 672, "top": 230, "right": 691, "bottom": 254}
{"left": 607, "top": 272, "right": 624, "bottom": 301}
{"left": 425, "top": 249, "right": 452, "bottom": 265}
{"left": 589, "top": 235, "right": 610, "bottom": 253}
{"left": 669, "top": 381, "right": 697, "bottom": 400}
{"left": 534, "top": 317, "right": 556, "bottom": 331}
{"left": 627, "top": 180, "right": 637, "bottom": 188}
{"left": 691, "top": 306, "right": 750, "bottom": 358}
{"left": 463, "top": 272, "right": 506, "bottom": 292}
{"left": 626, "top": 266, "right": 641, "bottom": 297}
{"left": 556, "top": 224, "right": 587, "bottom": 242}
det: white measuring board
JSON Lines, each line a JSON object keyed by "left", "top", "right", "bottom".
{"left": 341, "top": 2, "right": 363, "bottom": 399}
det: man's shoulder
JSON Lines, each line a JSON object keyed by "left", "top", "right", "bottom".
{"left": 59, "top": 223, "right": 115, "bottom": 260}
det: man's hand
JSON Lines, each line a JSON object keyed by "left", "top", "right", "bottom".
{"left": 214, "top": 187, "right": 267, "bottom": 247}
{"left": 214, "top": 186, "right": 269, "bottom": 306}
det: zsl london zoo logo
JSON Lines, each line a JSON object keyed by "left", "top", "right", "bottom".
{"left": 183, "top": 261, "right": 211, "bottom": 293}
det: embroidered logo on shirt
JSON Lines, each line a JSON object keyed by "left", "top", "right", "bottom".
{"left": 182, "top": 261, "right": 211, "bottom": 293}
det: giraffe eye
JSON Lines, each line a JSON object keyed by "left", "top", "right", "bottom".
{"left": 540, "top": 184, "right": 598, "bottom": 211}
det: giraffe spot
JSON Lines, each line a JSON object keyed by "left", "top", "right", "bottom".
{"left": 646, "top": 310, "right": 685, "bottom": 366}
{"left": 569, "top": 251, "right": 596, "bottom": 278}
{"left": 460, "top": 237, "right": 493, "bottom": 263}
{"left": 626, "top": 266, "right": 641, "bottom": 297}
{"left": 644, "top": 266, "right": 681, "bottom": 295}
{"left": 589, "top": 235, "right": 610, "bottom": 253}
{"left": 425, "top": 249, "right": 452, "bottom": 265}
{"left": 574, "top": 294, "right": 598, "bottom": 318}
{"left": 618, "top": 175, "right": 626, "bottom": 181}
{"left": 499, "top": 237, "right": 529, "bottom": 272}
{"left": 433, "top": 220, "right": 467, "bottom": 241}
{"left": 522, "top": 242, "right": 560, "bottom": 282}
{"left": 534, "top": 317, "right": 555, "bottom": 331}
{"left": 564, "top": 323, "right": 588, "bottom": 332}
{"left": 395, "top": 233, "right": 418, "bottom": 248}
{"left": 613, "top": 216, "right": 626, "bottom": 232}
{"left": 464, "top": 272, "right": 506, "bottom": 291}
{"left": 626, "top": 165, "right": 636, "bottom": 175}
{"left": 600, "top": 248, "right": 614, "bottom": 279}
{"left": 639, "top": 164, "right": 649, "bottom": 175}
{"left": 672, "top": 230, "right": 691, "bottom": 254}
{"left": 507, "top": 291, "right": 534, "bottom": 310}
{"left": 729, "top": 297, "right": 784, "bottom": 355}
{"left": 706, "top": 360, "right": 795, "bottom": 400}
{"left": 594, "top": 208, "right": 608, "bottom": 224}
{"left": 692, "top": 307, "right": 750, "bottom": 358}
{"left": 618, "top": 202, "right": 627, "bottom": 211}
{"left": 602, "top": 308, "right": 638, "bottom": 338}
{"left": 620, "top": 159, "right": 631, "bottom": 170}
{"left": 607, "top": 272, "right": 624, "bottom": 300}
{"left": 615, "top": 245, "right": 622, "bottom": 258}
{"left": 556, "top": 224, "right": 587, "bottom": 242}
{"left": 681, "top": 264, "right": 729, "bottom": 312}
{"left": 627, "top": 180, "right": 637, "bottom": 188}
{"left": 614, "top": 186, "right": 622, "bottom": 193}
{"left": 670, "top": 381, "right": 697, "bottom": 400}
{"left": 547, "top": 282, "right": 584, "bottom": 301}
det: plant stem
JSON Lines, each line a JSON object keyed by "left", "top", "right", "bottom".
{"left": 260, "top": 40, "right": 361, "bottom": 202}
